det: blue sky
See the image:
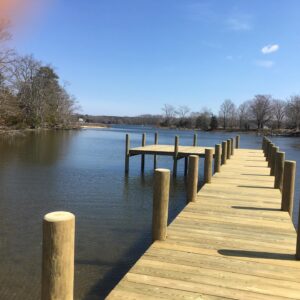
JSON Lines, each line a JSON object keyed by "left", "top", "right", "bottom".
{"left": 10, "top": 0, "right": 300, "bottom": 116}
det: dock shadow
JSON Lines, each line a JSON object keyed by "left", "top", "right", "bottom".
{"left": 232, "top": 206, "right": 280, "bottom": 211}
{"left": 218, "top": 249, "right": 295, "bottom": 261}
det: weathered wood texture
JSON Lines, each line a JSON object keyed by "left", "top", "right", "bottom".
{"left": 107, "top": 149, "right": 300, "bottom": 300}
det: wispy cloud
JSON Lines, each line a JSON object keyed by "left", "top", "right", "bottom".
{"left": 255, "top": 60, "right": 274, "bottom": 68}
{"left": 261, "top": 44, "right": 279, "bottom": 54}
{"left": 226, "top": 16, "right": 252, "bottom": 31}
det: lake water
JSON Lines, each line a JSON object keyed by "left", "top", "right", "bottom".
{"left": 0, "top": 126, "right": 299, "bottom": 299}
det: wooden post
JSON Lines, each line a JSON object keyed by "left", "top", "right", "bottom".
{"left": 152, "top": 169, "right": 170, "bottom": 241}
{"left": 173, "top": 136, "right": 179, "bottom": 177}
{"left": 281, "top": 161, "right": 296, "bottom": 216}
{"left": 187, "top": 155, "right": 199, "bottom": 203}
{"left": 230, "top": 138, "right": 234, "bottom": 155}
{"left": 154, "top": 132, "right": 158, "bottom": 170}
{"left": 236, "top": 135, "right": 240, "bottom": 149}
{"left": 222, "top": 141, "right": 227, "bottom": 165}
{"left": 227, "top": 139, "right": 231, "bottom": 159}
{"left": 125, "top": 134, "right": 130, "bottom": 174}
{"left": 270, "top": 146, "right": 279, "bottom": 176}
{"left": 274, "top": 151, "right": 285, "bottom": 190}
{"left": 267, "top": 143, "right": 274, "bottom": 167}
{"left": 214, "top": 144, "right": 221, "bottom": 173}
{"left": 296, "top": 204, "right": 300, "bottom": 259}
{"left": 204, "top": 148, "right": 213, "bottom": 184}
{"left": 193, "top": 133, "right": 197, "bottom": 146}
{"left": 141, "top": 133, "right": 146, "bottom": 172}
{"left": 42, "top": 211, "right": 75, "bottom": 300}
{"left": 265, "top": 140, "right": 271, "bottom": 161}
{"left": 184, "top": 157, "right": 188, "bottom": 177}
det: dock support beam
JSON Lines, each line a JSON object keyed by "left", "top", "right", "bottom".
{"left": 267, "top": 143, "right": 274, "bottom": 166}
{"left": 152, "top": 169, "right": 170, "bottom": 241}
{"left": 274, "top": 151, "right": 285, "bottom": 190}
{"left": 154, "top": 132, "right": 158, "bottom": 170}
{"left": 42, "top": 211, "right": 75, "bottom": 300}
{"left": 173, "top": 136, "right": 179, "bottom": 177}
{"left": 230, "top": 138, "right": 234, "bottom": 155}
{"left": 281, "top": 160, "right": 296, "bottom": 216}
{"left": 222, "top": 141, "right": 227, "bottom": 165}
{"left": 204, "top": 149, "right": 213, "bottom": 184}
{"left": 193, "top": 133, "right": 197, "bottom": 146}
{"left": 125, "top": 134, "right": 130, "bottom": 174}
{"left": 227, "top": 139, "right": 231, "bottom": 159}
{"left": 270, "top": 146, "right": 279, "bottom": 176}
{"left": 141, "top": 133, "right": 146, "bottom": 172}
{"left": 187, "top": 155, "right": 199, "bottom": 203}
{"left": 214, "top": 144, "right": 221, "bottom": 173}
{"left": 236, "top": 135, "right": 240, "bottom": 149}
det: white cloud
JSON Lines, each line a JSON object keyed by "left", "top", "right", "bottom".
{"left": 227, "top": 17, "right": 252, "bottom": 31}
{"left": 261, "top": 44, "right": 279, "bottom": 54}
{"left": 255, "top": 60, "right": 275, "bottom": 68}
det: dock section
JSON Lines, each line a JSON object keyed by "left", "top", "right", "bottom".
{"left": 108, "top": 147, "right": 300, "bottom": 300}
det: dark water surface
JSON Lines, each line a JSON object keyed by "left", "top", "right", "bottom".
{"left": 0, "top": 127, "right": 299, "bottom": 299}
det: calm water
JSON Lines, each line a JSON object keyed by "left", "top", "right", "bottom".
{"left": 0, "top": 126, "right": 299, "bottom": 299}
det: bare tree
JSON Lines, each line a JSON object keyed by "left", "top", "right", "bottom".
{"left": 238, "top": 102, "right": 250, "bottom": 130}
{"left": 175, "top": 105, "right": 190, "bottom": 119}
{"left": 219, "top": 99, "right": 235, "bottom": 129}
{"left": 286, "top": 96, "right": 300, "bottom": 130}
{"left": 272, "top": 99, "right": 286, "bottom": 129}
{"left": 161, "top": 104, "right": 176, "bottom": 126}
{"left": 0, "top": 19, "right": 15, "bottom": 73}
{"left": 249, "top": 95, "right": 273, "bottom": 129}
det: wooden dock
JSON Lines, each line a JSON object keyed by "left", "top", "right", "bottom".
{"left": 107, "top": 143, "right": 300, "bottom": 299}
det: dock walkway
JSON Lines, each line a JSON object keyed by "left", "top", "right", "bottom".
{"left": 107, "top": 148, "right": 300, "bottom": 299}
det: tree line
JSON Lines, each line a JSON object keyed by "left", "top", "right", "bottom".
{"left": 0, "top": 23, "right": 77, "bottom": 129}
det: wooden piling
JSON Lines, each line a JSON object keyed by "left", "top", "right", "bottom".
{"left": 230, "top": 138, "right": 234, "bottom": 155}
{"left": 214, "top": 144, "right": 221, "bottom": 173}
{"left": 193, "top": 133, "right": 197, "bottom": 146}
{"left": 227, "top": 139, "right": 231, "bottom": 159}
{"left": 141, "top": 133, "right": 146, "bottom": 172}
{"left": 267, "top": 143, "right": 274, "bottom": 167}
{"left": 204, "top": 148, "right": 213, "bottom": 184}
{"left": 154, "top": 132, "right": 158, "bottom": 170}
{"left": 187, "top": 155, "right": 199, "bottom": 203}
{"left": 236, "top": 135, "right": 240, "bottom": 149}
{"left": 274, "top": 151, "right": 285, "bottom": 190}
{"left": 125, "top": 134, "right": 130, "bottom": 174}
{"left": 42, "top": 211, "right": 75, "bottom": 300}
{"left": 270, "top": 146, "right": 279, "bottom": 176}
{"left": 296, "top": 205, "right": 300, "bottom": 260}
{"left": 281, "top": 160, "right": 296, "bottom": 216}
{"left": 152, "top": 169, "right": 170, "bottom": 241}
{"left": 173, "top": 136, "right": 179, "bottom": 177}
{"left": 222, "top": 141, "right": 227, "bottom": 165}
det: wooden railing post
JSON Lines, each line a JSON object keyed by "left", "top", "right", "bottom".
{"left": 267, "top": 143, "right": 274, "bottom": 167}
{"left": 227, "top": 139, "right": 231, "bottom": 159}
{"left": 230, "top": 138, "right": 234, "bottom": 155}
{"left": 214, "top": 144, "right": 221, "bottom": 173}
{"left": 270, "top": 146, "right": 279, "bottom": 176}
{"left": 125, "top": 134, "right": 130, "bottom": 174}
{"left": 274, "top": 151, "right": 285, "bottom": 190}
{"left": 141, "top": 133, "right": 146, "bottom": 172}
{"left": 173, "top": 136, "right": 179, "bottom": 177}
{"left": 236, "top": 135, "right": 240, "bottom": 149}
{"left": 281, "top": 161, "right": 296, "bottom": 216}
{"left": 154, "top": 132, "right": 158, "bottom": 170}
{"left": 296, "top": 203, "right": 300, "bottom": 259}
{"left": 193, "top": 133, "right": 197, "bottom": 146}
{"left": 187, "top": 155, "right": 199, "bottom": 203}
{"left": 204, "top": 149, "right": 213, "bottom": 184}
{"left": 222, "top": 141, "right": 227, "bottom": 165}
{"left": 152, "top": 169, "right": 170, "bottom": 241}
{"left": 42, "top": 211, "right": 75, "bottom": 300}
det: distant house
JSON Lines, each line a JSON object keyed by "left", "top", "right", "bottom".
{"left": 78, "top": 118, "right": 85, "bottom": 123}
